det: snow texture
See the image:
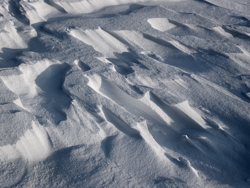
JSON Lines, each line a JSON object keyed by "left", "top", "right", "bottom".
{"left": 0, "top": 0, "right": 250, "bottom": 187}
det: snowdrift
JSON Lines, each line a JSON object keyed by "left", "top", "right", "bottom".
{"left": 0, "top": 0, "right": 250, "bottom": 187}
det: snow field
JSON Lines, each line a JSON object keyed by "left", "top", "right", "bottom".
{"left": 0, "top": 0, "right": 250, "bottom": 187}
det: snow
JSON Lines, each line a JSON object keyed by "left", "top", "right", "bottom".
{"left": 70, "top": 27, "right": 129, "bottom": 58}
{"left": 0, "top": 0, "right": 250, "bottom": 187}
{"left": 0, "top": 121, "right": 52, "bottom": 162}
{"left": 148, "top": 18, "right": 176, "bottom": 32}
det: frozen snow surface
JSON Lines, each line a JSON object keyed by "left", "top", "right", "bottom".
{"left": 0, "top": 0, "right": 250, "bottom": 187}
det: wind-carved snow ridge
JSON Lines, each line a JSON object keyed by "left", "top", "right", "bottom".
{"left": 0, "top": 121, "right": 52, "bottom": 162}
{"left": 86, "top": 74, "right": 171, "bottom": 126}
{"left": 1, "top": 59, "right": 71, "bottom": 124}
{"left": 135, "top": 121, "right": 167, "bottom": 160}
{"left": 70, "top": 27, "right": 129, "bottom": 58}
{"left": 1, "top": 59, "right": 57, "bottom": 98}
{"left": 0, "top": 19, "right": 37, "bottom": 55}
{"left": 53, "top": 0, "right": 182, "bottom": 14}
{"left": 86, "top": 74, "right": 210, "bottom": 158}
{"left": 1, "top": 0, "right": 250, "bottom": 187}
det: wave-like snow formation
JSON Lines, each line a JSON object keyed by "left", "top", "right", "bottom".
{"left": 0, "top": 0, "right": 250, "bottom": 187}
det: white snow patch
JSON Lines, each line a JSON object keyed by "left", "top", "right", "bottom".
{"left": 212, "top": 26, "right": 233, "bottom": 38}
{"left": 148, "top": 18, "right": 176, "bottom": 32}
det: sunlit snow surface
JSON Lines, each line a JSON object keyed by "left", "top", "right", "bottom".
{"left": 0, "top": 0, "right": 250, "bottom": 187}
